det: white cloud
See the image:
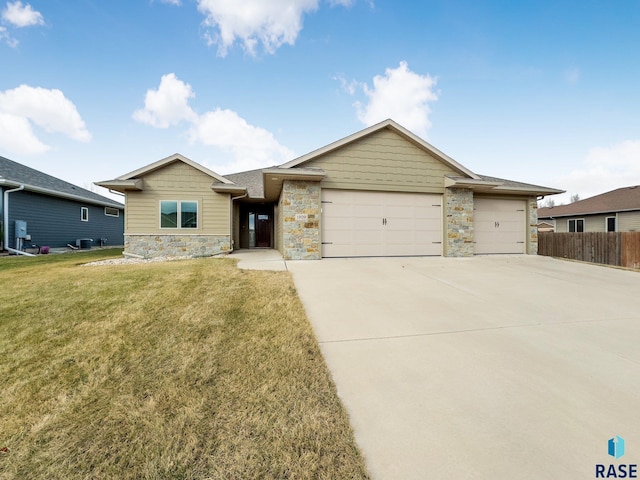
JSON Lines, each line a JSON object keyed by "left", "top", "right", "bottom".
{"left": 353, "top": 61, "right": 438, "bottom": 138}
{"left": 2, "top": 1, "right": 44, "bottom": 27}
{"left": 555, "top": 140, "right": 640, "bottom": 202}
{"left": 0, "top": 112, "right": 49, "bottom": 154}
{"left": 0, "top": 24, "right": 18, "bottom": 47}
{"left": 132, "top": 73, "right": 197, "bottom": 128}
{"left": 159, "top": 0, "right": 181, "bottom": 5}
{"left": 0, "top": 85, "right": 91, "bottom": 154}
{"left": 134, "top": 73, "right": 294, "bottom": 172}
{"left": 189, "top": 109, "right": 294, "bottom": 171}
{"left": 196, "top": 0, "right": 319, "bottom": 56}
{"left": 334, "top": 74, "right": 361, "bottom": 95}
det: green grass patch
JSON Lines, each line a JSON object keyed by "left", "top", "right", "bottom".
{"left": 0, "top": 252, "right": 369, "bottom": 479}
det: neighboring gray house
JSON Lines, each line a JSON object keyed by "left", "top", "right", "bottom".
{"left": 538, "top": 185, "right": 640, "bottom": 233}
{"left": 1, "top": 156, "right": 124, "bottom": 251}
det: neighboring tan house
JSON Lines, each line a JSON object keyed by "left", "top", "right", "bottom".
{"left": 1, "top": 156, "right": 124, "bottom": 252}
{"left": 538, "top": 185, "right": 640, "bottom": 233}
{"left": 97, "top": 119, "right": 563, "bottom": 260}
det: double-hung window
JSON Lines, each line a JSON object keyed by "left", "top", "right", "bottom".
{"left": 160, "top": 201, "right": 198, "bottom": 229}
{"left": 568, "top": 219, "right": 584, "bottom": 232}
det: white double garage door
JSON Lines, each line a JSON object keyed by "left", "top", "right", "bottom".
{"left": 321, "top": 190, "right": 526, "bottom": 258}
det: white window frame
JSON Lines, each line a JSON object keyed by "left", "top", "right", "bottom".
{"left": 606, "top": 216, "right": 616, "bottom": 232}
{"left": 81, "top": 206, "right": 89, "bottom": 222}
{"left": 104, "top": 207, "right": 120, "bottom": 217}
{"left": 159, "top": 200, "right": 198, "bottom": 229}
{"left": 568, "top": 218, "right": 584, "bottom": 232}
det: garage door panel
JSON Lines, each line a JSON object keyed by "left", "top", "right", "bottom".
{"left": 474, "top": 198, "right": 526, "bottom": 254}
{"left": 322, "top": 190, "right": 442, "bottom": 258}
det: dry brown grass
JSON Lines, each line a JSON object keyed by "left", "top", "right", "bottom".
{"left": 0, "top": 250, "right": 369, "bottom": 479}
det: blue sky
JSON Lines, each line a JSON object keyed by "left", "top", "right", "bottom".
{"left": 1, "top": 0, "right": 639, "bottom": 204}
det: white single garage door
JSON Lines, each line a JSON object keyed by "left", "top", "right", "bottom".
{"left": 321, "top": 190, "right": 442, "bottom": 257}
{"left": 474, "top": 198, "right": 526, "bottom": 254}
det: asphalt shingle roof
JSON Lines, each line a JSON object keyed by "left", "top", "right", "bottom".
{"left": 538, "top": 185, "right": 640, "bottom": 218}
{"left": 478, "top": 174, "right": 560, "bottom": 192}
{"left": 224, "top": 168, "right": 266, "bottom": 198}
{"left": 0, "top": 156, "right": 123, "bottom": 208}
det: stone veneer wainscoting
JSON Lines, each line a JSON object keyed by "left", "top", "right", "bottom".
{"left": 124, "top": 234, "right": 230, "bottom": 258}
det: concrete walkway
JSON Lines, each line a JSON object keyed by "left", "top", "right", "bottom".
{"left": 287, "top": 255, "right": 640, "bottom": 479}
{"left": 229, "top": 249, "right": 288, "bottom": 271}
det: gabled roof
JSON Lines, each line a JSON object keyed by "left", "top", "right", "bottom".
{"left": 538, "top": 185, "right": 640, "bottom": 218}
{"left": 0, "top": 155, "right": 123, "bottom": 209}
{"left": 117, "top": 153, "right": 233, "bottom": 184}
{"left": 280, "top": 118, "right": 480, "bottom": 179}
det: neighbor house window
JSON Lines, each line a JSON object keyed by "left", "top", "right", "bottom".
{"left": 606, "top": 217, "right": 616, "bottom": 232}
{"left": 81, "top": 207, "right": 89, "bottom": 222}
{"left": 568, "top": 219, "right": 584, "bottom": 232}
{"left": 104, "top": 207, "right": 119, "bottom": 217}
{"left": 160, "top": 201, "right": 198, "bottom": 229}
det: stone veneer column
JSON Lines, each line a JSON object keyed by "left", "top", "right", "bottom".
{"left": 280, "top": 180, "right": 321, "bottom": 260}
{"left": 444, "top": 187, "right": 474, "bottom": 257}
{"left": 528, "top": 197, "right": 538, "bottom": 254}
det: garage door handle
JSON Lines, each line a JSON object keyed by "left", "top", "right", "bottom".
{"left": 321, "top": 242, "right": 333, "bottom": 245}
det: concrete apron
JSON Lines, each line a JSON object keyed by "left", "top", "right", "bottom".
{"left": 229, "top": 248, "right": 288, "bottom": 271}
{"left": 286, "top": 255, "right": 640, "bottom": 480}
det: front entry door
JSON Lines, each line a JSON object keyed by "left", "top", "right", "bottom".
{"left": 256, "top": 214, "right": 271, "bottom": 248}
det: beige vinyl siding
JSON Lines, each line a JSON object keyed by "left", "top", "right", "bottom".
{"left": 554, "top": 214, "right": 629, "bottom": 233}
{"left": 303, "top": 129, "right": 460, "bottom": 194}
{"left": 585, "top": 214, "right": 609, "bottom": 232}
{"left": 618, "top": 211, "right": 640, "bottom": 232}
{"left": 125, "top": 161, "right": 230, "bottom": 235}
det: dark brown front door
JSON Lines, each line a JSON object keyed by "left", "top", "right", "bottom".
{"left": 256, "top": 214, "right": 271, "bottom": 247}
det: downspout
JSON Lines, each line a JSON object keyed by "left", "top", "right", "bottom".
{"left": 230, "top": 193, "right": 248, "bottom": 253}
{"left": 3, "top": 184, "right": 35, "bottom": 256}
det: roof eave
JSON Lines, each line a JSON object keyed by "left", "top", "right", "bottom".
{"left": 211, "top": 184, "right": 247, "bottom": 195}
{"left": 95, "top": 179, "right": 143, "bottom": 192}
{"left": 262, "top": 168, "right": 326, "bottom": 202}
{"left": 1, "top": 179, "right": 124, "bottom": 208}
{"left": 444, "top": 176, "right": 565, "bottom": 196}
{"left": 539, "top": 207, "right": 640, "bottom": 218}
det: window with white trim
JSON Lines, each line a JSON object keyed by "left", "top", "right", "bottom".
{"left": 81, "top": 207, "right": 89, "bottom": 222}
{"left": 568, "top": 218, "right": 584, "bottom": 232}
{"left": 104, "top": 207, "right": 120, "bottom": 217}
{"left": 606, "top": 216, "right": 616, "bottom": 232}
{"left": 160, "top": 200, "right": 198, "bottom": 229}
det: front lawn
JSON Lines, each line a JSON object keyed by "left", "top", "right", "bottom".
{"left": 0, "top": 250, "right": 369, "bottom": 479}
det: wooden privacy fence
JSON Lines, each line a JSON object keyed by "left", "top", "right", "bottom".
{"left": 538, "top": 232, "right": 640, "bottom": 269}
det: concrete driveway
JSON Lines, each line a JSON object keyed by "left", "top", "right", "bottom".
{"left": 286, "top": 255, "right": 640, "bottom": 479}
